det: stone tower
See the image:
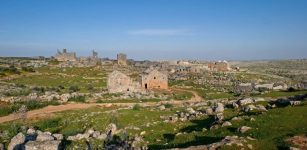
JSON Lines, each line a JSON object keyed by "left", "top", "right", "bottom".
{"left": 117, "top": 53, "right": 127, "bottom": 66}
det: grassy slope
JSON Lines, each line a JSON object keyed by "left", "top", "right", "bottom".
{"left": 0, "top": 102, "right": 306, "bottom": 149}
{"left": 8, "top": 67, "right": 107, "bottom": 92}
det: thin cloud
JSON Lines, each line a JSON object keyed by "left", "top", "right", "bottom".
{"left": 127, "top": 29, "right": 192, "bottom": 36}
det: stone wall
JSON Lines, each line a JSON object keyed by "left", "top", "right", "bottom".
{"left": 107, "top": 71, "right": 142, "bottom": 93}
{"left": 117, "top": 53, "right": 127, "bottom": 66}
{"left": 141, "top": 69, "right": 168, "bottom": 90}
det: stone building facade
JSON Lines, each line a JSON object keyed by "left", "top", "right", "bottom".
{"left": 141, "top": 69, "right": 168, "bottom": 90}
{"left": 107, "top": 71, "right": 142, "bottom": 93}
{"left": 55, "top": 49, "right": 77, "bottom": 62}
{"left": 107, "top": 69, "right": 168, "bottom": 93}
{"left": 117, "top": 53, "right": 127, "bottom": 66}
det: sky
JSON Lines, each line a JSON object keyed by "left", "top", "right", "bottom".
{"left": 0, "top": 0, "right": 307, "bottom": 60}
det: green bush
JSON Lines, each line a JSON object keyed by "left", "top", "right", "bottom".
{"left": 4, "top": 89, "right": 31, "bottom": 97}
{"left": 164, "top": 103, "right": 173, "bottom": 108}
{"left": 32, "top": 86, "right": 45, "bottom": 93}
{"left": 21, "top": 66, "right": 35, "bottom": 72}
{"left": 133, "top": 104, "right": 141, "bottom": 111}
{"left": 69, "top": 85, "right": 80, "bottom": 92}
{"left": 68, "top": 96, "right": 86, "bottom": 103}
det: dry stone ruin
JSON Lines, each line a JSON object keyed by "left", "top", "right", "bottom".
{"left": 107, "top": 68, "right": 168, "bottom": 93}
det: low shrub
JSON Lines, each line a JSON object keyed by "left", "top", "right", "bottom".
{"left": 68, "top": 96, "right": 86, "bottom": 103}
{"left": 133, "top": 104, "right": 141, "bottom": 111}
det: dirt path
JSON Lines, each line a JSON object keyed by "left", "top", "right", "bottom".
{"left": 0, "top": 95, "right": 203, "bottom": 124}
{"left": 170, "top": 87, "right": 204, "bottom": 101}
{"left": 0, "top": 103, "right": 131, "bottom": 123}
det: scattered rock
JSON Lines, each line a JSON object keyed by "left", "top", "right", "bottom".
{"left": 25, "top": 140, "right": 62, "bottom": 150}
{"left": 106, "top": 123, "right": 117, "bottom": 135}
{"left": 140, "top": 131, "right": 146, "bottom": 136}
{"left": 256, "top": 105, "right": 267, "bottom": 112}
{"left": 253, "top": 97, "right": 265, "bottom": 102}
{"left": 86, "top": 128, "right": 95, "bottom": 136}
{"left": 238, "top": 98, "right": 254, "bottom": 106}
{"left": 247, "top": 144, "right": 253, "bottom": 149}
{"left": 214, "top": 103, "right": 224, "bottom": 113}
{"left": 36, "top": 133, "right": 55, "bottom": 141}
{"left": 158, "top": 105, "right": 166, "bottom": 111}
{"left": 8, "top": 132, "right": 25, "bottom": 150}
{"left": 97, "top": 133, "right": 107, "bottom": 140}
{"left": 238, "top": 126, "right": 252, "bottom": 133}
{"left": 222, "top": 121, "right": 232, "bottom": 127}
{"left": 232, "top": 102, "right": 239, "bottom": 109}
{"left": 205, "top": 107, "right": 213, "bottom": 115}
{"left": 92, "top": 131, "right": 101, "bottom": 138}
{"left": 231, "top": 116, "right": 242, "bottom": 121}
{"left": 52, "top": 134, "right": 63, "bottom": 140}
{"left": 27, "top": 128, "right": 36, "bottom": 135}
{"left": 187, "top": 107, "right": 196, "bottom": 114}
{"left": 214, "top": 113, "right": 224, "bottom": 123}
{"left": 290, "top": 101, "right": 301, "bottom": 106}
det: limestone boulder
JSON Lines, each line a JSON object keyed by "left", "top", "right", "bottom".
{"left": 222, "top": 121, "right": 232, "bottom": 127}
{"left": 8, "top": 132, "right": 26, "bottom": 150}
{"left": 214, "top": 103, "right": 224, "bottom": 113}
{"left": 238, "top": 126, "right": 252, "bottom": 133}
{"left": 27, "top": 128, "right": 36, "bottom": 135}
{"left": 25, "top": 140, "right": 61, "bottom": 150}
{"left": 238, "top": 98, "right": 254, "bottom": 106}
{"left": 52, "top": 134, "right": 63, "bottom": 140}
{"left": 205, "top": 107, "right": 213, "bottom": 115}
{"left": 36, "top": 133, "right": 55, "bottom": 142}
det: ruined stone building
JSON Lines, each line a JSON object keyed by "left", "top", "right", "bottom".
{"left": 175, "top": 66, "right": 191, "bottom": 74}
{"left": 55, "top": 49, "right": 77, "bottom": 62}
{"left": 117, "top": 53, "right": 127, "bottom": 66}
{"left": 107, "top": 68, "right": 169, "bottom": 93}
{"left": 141, "top": 68, "right": 168, "bottom": 90}
{"left": 208, "top": 61, "right": 231, "bottom": 72}
{"left": 107, "top": 70, "right": 142, "bottom": 93}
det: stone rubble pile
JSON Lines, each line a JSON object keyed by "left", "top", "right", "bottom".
{"left": 8, "top": 128, "right": 63, "bottom": 150}
{"left": 5, "top": 123, "right": 147, "bottom": 150}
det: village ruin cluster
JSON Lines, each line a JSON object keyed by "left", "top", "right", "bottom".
{"left": 0, "top": 49, "right": 307, "bottom": 150}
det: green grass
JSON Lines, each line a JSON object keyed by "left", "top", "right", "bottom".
{"left": 0, "top": 100, "right": 60, "bottom": 117}
{"left": 172, "top": 91, "right": 193, "bottom": 100}
{"left": 8, "top": 67, "right": 108, "bottom": 93}
{"left": 1, "top": 102, "right": 307, "bottom": 149}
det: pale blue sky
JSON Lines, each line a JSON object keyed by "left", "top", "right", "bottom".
{"left": 0, "top": 0, "right": 307, "bottom": 60}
